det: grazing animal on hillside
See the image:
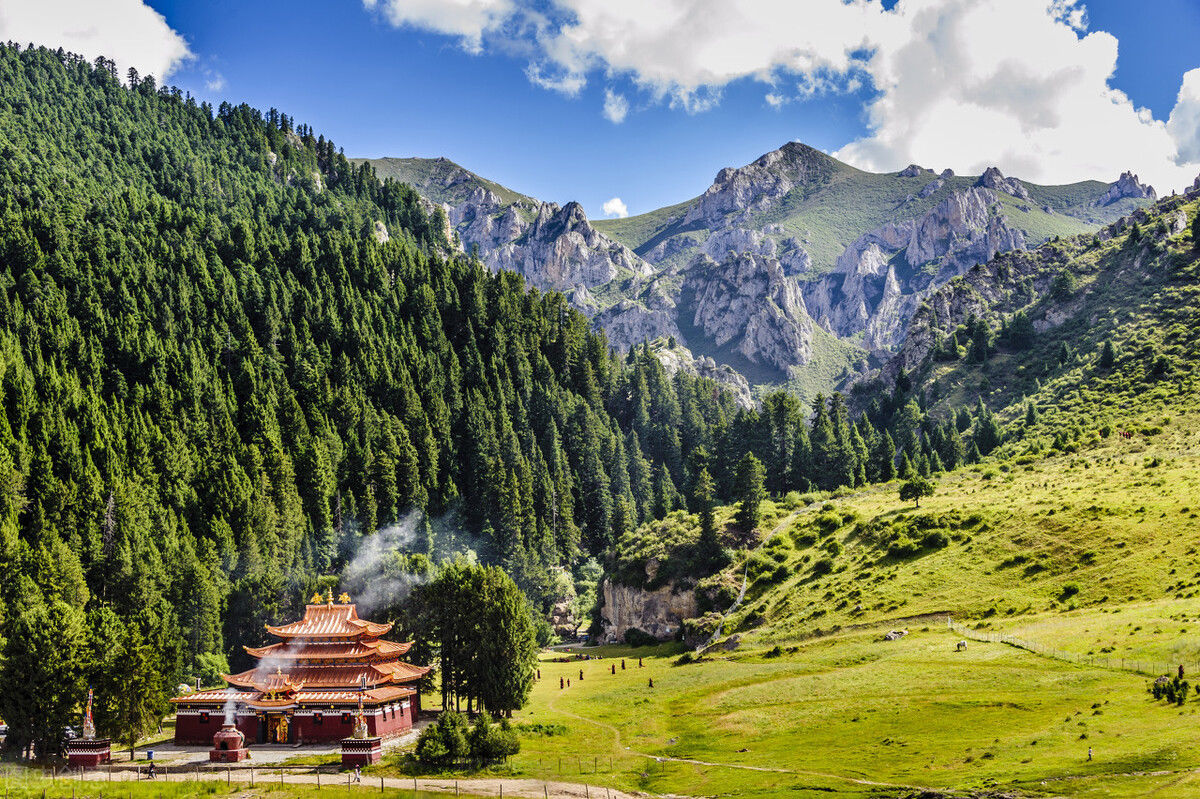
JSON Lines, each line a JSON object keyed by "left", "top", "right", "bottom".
{"left": 956, "top": 640, "right": 968, "bottom": 651}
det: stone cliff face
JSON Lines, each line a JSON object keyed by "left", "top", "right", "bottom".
{"left": 804, "top": 188, "right": 1026, "bottom": 351}
{"left": 373, "top": 148, "right": 1156, "bottom": 396}
{"left": 686, "top": 251, "right": 815, "bottom": 372}
{"left": 681, "top": 142, "right": 834, "bottom": 229}
{"left": 600, "top": 578, "right": 698, "bottom": 643}
{"left": 652, "top": 342, "right": 754, "bottom": 410}
{"left": 450, "top": 190, "right": 651, "bottom": 292}
{"left": 1095, "top": 171, "right": 1157, "bottom": 206}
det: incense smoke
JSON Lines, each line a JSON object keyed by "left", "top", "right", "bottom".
{"left": 340, "top": 510, "right": 432, "bottom": 616}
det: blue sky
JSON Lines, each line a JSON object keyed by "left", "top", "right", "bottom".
{"left": 6, "top": 1, "right": 1200, "bottom": 218}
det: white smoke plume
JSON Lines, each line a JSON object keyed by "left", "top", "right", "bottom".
{"left": 341, "top": 511, "right": 430, "bottom": 616}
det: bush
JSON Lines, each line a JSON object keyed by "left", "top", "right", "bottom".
{"left": 417, "top": 710, "right": 471, "bottom": 767}
{"left": 811, "top": 557, "right": 835, "bottom": 577}
{"left": 468, "top": 716, "right": 520, "bottom": 764}
{"left": 624, "top": 628, "right": 659, "bottom": 648}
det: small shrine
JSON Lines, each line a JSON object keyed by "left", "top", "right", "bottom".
{"left": 66, "top": 688, "right": 110, "bottom": 769}
{"left": 340, "top": 695, "right": 382, "bottom": 767}
{"left": 172, "top": 591, "right": 429, "bottom": 745}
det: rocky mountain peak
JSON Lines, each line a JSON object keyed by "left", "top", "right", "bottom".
{"left": 976, "top": 166, "right": 1031, "bottom": 200}
{"left": 1095, "top": 171, "right": 1157, "bottom": 206}
{"left": 899, "top": 164, "right": 931, "bottom": 177}
{"left": 684, "top": 141, "right": 835, "bottom": 227}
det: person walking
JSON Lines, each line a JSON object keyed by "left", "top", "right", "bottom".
{"left": 1087, "top": 747, "right": 1093, "bottom": 762}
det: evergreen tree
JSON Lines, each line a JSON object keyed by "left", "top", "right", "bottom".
{"left": 732, "top": 453, "right": 766, "bottom": 535}
{"left": 1100, "top": 339, "right": 1117, "bottom": 369}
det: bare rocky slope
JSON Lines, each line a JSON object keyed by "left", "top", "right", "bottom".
{"left": 360, "top": 145, "right": 1155, "bottom": 401}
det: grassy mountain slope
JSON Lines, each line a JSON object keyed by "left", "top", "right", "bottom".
{"left": 887, "top": 193, "right": 1199, "bottom": 445}
{"left": 527, "top": 198, "right": 1200, "bottom": 797}
{"left": 361, "top": 156, "right": 535, "bottom": 208}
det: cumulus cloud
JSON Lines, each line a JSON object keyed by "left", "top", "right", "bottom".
{"left": 362, "top": 0, "right": 516, "bottom": 54}
{"left": 1167, "top": 68, "right": 1200, "bottom": 166}
{"left": 0, "top": 0, "right": 192, "bottom": 82}
{"left": 602, "top": 197, "right": 629, "bottom": 218}
{"left": 602, "top": 89, "right": 628, "bottom": 123}
{"left": 204, "top": 71, "right": 226, "bottom": 92}
{"left": 364, "top": 0, "right": 1200, "bottom": 191}
{"left": 835, "top": 0, "right": 1198, "bottom": 191}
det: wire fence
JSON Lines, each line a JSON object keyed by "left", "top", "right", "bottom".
{"left": 945, "top": 616, "right": 1198, "bottom": 678}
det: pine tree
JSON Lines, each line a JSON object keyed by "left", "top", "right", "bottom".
{"left": 732, "top": 453, "right": 766, "bottom": 535}
{"left": 693, "top": 468, "right": 726, "bottom": 570}
{"left": 873, "top": 430, "right": 897, "bottom": 483}
{"left": 1100, "top": 339, "right": 1117, "bottom": 368}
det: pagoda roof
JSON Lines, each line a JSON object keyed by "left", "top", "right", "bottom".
{"left": 223, "top": 661, "right": 430, "bottom": 691}
{"left": 171, "top": 685, "right": 415, "bottom": 708}
{"left": 243, "top": 639, "right": 413, "bottom": 661}
{"left": 265, "top": 604, "right": 392, "bottom": 640}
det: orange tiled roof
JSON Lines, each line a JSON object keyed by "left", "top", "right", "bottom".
{"left": 173, "top": 686, "right": 415, "bottom": 708}
{"left": 243, "top": 639, "right": 413, "bottom": 661}
{"left": 169, "top": 689, "right": 242, "bottom": 704}
{"left": 224, "top": 662, "right": 430, "bottom": 691}
{"left": 265, "top": 604, "right": 392, "bottom": 639}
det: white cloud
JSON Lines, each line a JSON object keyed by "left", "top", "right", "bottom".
{"left": 0, "top": 0, "right": 192, "bottom": 82}
{"left": 834, "top": 0, "right": 1198, "bottom": 192}
{"left": 1167, "top": 68, "right": 1200, "bottom": 166}
{"left": 602, "top": 89, "right": 628, "bottom": 123}
{"left": 602, "top": 197, "right": 628, "bottom": 218}
{"left": 363, "top": 0, "right": 1200, "bottom": 191}
{"left": 204, "top": 71, "right": 226, "bottom": 92}
{"left": 362, "top": 0, "right": 515, "bottom": 54}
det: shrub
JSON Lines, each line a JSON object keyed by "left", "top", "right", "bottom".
{"left": 417, "top": 710, "right": 471, "bottom": 767}
{"left": 468, "top": 715, "right": 519, "bottom": 764}
{"left": 624, "top": 628, "right": 659, "bottom": 648}
{"left": 811, "top": 557, "right": 835, "bottom": 577}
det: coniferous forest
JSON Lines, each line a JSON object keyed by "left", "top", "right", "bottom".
{"left": 0, "top": 44, "right": 994, "bottom": 756}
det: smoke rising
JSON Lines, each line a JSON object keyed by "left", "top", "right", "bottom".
{"left": 340, "top": 510, "right": 431, "bottom": 616}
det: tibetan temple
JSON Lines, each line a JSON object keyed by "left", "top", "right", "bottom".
{"left": 172, "top": 594, "right": 429, "bottom": 745}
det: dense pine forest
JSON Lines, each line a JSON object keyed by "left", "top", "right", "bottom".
{"left": 0, "top": 43, "right": 1000, "bottom": 756}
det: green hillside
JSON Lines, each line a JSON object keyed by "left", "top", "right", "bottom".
{"left": 0, "top": 43, "right": 805, "bottom": 756}
{"left": 533, "top": 198, "right": 1200, "bottom": 797}
{"left": 358, "top": 155, "right": 535, "bottom": 208}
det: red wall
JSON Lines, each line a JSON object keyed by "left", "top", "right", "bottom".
{"left": 174, "top": 699, "right": 418, "bottom": 746}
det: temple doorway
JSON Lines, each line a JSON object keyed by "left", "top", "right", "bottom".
{"left": 267, "top": 714, "right": 289, "bottom": 743}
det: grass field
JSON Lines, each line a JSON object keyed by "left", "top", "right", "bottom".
{"left": 477, "top": 627, "right": 1200, "bottom": 798}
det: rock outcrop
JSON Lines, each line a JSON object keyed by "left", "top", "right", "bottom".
{"left": 593, "top": 300, "right": 683, "bottom": 352}
{"left": 804, "top": 188, "right": 1026, "bottom": 351}
{"left": 453, "top": 195, "right": 651, "bottom": 292}
{"left": 1095, "top": 171, "right": 1157, "bottom": 206}
{"left": 600, "top": 579, "right": 698, "bottom": 643}
{"left": 975, "top": 166, "right": 1030, "bottom": 200}
{"left": 686, "top": 251, "right": 815, "bottom": 371}
{"left": 680, "top": 142, "right": 834, "bottom": 229}
{"left": 653, "top": 343, "right": 754, "bottom": 409}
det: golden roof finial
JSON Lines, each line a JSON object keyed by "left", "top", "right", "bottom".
{"left": 339, "top": 592, "right": 351, "bottom": 604}
{"left": 310, "top": 592, "right": 323, "bottom": 604}
{"left": 325, "top": 587, "right": 334, "bottom": 605}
